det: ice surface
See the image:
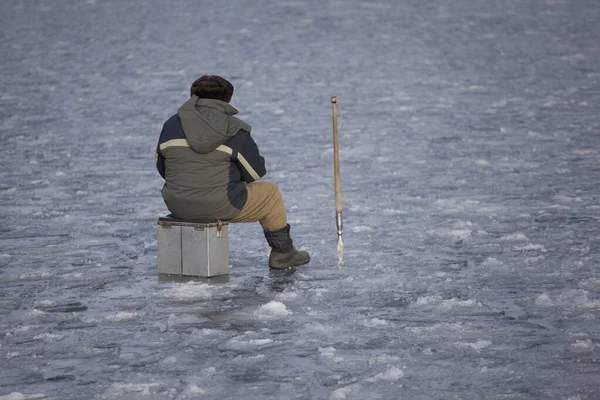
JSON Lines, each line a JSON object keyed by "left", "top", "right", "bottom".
{"left": 104, "top": 311, "right": 138, "bottom": 322}
{"left": 365, "top": 366, "right": 405, "bottom": 382}
{"left": 1, "top": 0, "right": 600, "bottom": 398}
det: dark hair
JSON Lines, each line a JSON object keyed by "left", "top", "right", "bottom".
{"left": 190, "top": 75, "right": 234, "bottom": 103}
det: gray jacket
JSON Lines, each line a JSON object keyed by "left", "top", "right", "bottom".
{"left": 156, "top": 96, "right": 266, "bottom": 220}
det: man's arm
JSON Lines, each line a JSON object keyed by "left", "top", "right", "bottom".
{"left": 219, "top": 130, "right": 266, "bottom": 183}
{"left": 155, "top": 114, "right": 185, "bottom": 180}
{"left": 155, "top": 144, "right": 166, "bottom": 179}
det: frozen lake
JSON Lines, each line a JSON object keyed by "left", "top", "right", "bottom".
{"left": 1, "top": 0, "right": 599, "bottom": 398}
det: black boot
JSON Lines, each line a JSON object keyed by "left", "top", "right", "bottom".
{"left": 264, "top": 224, "right": 310, "bottom": 269}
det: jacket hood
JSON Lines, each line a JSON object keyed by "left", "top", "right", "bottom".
{"left": 178, "top": 96, "right": 252, "bottom": 154}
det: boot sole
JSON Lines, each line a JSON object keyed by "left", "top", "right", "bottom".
{"left": 269, "top": 258, "right": 310, "bottom": 269}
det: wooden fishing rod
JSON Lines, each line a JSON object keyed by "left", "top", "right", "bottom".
{"left": 331, "top": 96, "right": 343, "bottom": 249}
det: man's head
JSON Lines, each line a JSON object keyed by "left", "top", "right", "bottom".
{"left": 190, "top": 75, "right": 234, "bottom": 103}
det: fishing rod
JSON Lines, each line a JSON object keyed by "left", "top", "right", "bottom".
{"left": 331, "top": 96, "right": 343, "bottom": 252}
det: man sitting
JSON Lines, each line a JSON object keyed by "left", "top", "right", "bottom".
{"left": 155, "top": 75, "right": 310, "bottom": 269}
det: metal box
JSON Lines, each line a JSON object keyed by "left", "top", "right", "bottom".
{"left": 157, "top": 217, "right": 229, "bottom": 277}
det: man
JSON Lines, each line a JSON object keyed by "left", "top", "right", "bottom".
{"left": 155, "top": 75, "right": 310, "bottom": 269}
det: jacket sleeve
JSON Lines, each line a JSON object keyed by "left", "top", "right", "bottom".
{"left": 156, "top": 114, "right": 187, "bottom": 180}
{"left": 155, "top": 143, "right": 166, "bottom": 179}
{"left": 155, "top": 123, "right": 166, "bottom": 179}
{"left": 223, "top": 130, "right": 266, "bottom": 183}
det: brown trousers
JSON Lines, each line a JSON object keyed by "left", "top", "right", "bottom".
{"left": 230, "top": 182, "right": 287, "bottom": 232}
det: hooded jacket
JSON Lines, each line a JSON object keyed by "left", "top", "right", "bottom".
{"left": 155, "top": 96, "right": 266, "bottom": 220}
